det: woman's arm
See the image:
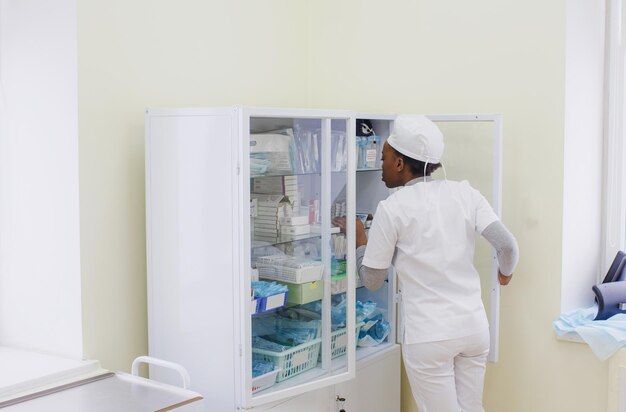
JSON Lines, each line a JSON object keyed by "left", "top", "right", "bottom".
{"left": 356, "top": 245, "right": 388, "bottom": 290}
{"left": 332, "top": 216, "right": 388, "bottom": 291}
{"left": 481, "top": 220, "right": 519, "bottom": 285}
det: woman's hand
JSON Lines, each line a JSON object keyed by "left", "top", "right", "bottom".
{"left": 498, "top": 271, "right": 512, "bottom": 286}
{"left": 332, "top": 217, "right": 368, "bottom": 248}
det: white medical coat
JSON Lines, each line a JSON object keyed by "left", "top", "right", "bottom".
{"left": 362, "top": 179, "right": 498, "bottom": 344}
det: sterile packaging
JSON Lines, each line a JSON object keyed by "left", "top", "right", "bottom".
{"left": 356, "top": 136, "right": 368, "bottom": 169}
{"left": 250, "top": 132, "right": 296, "bottom": 175}
{"left": 330, "top": 131, "right": 347, "bottom": 172}
{"left": 292, "top": 128, "right": 320, "bottom": 174}
{"left": 357, "top": 306, "right": 390, "bottom": 347}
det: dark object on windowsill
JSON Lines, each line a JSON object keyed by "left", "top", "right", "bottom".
{"left": 593, "top": 250, "right": 626, "bottom": 320}
{"left": 601, "top": 250, "right": 626, "bottom": 284}
{"left": 593, "top": 250, "right": 626, "bottom": 309}
{"left": 593, "top": 281, "right": 626, "bottom": 320}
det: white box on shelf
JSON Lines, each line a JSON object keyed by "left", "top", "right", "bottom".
{"left": 311, "top": 224, "right": 340, "bottom": 234}
{"left": 280, "top": 224, "right": 310, "bottom": 236}
{"left": 279, "top": 215, "right": 309, "bottom": 226}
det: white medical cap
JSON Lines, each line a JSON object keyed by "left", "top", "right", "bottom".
{"left": 387, "top": 114, "right": 444, "bottom": 163}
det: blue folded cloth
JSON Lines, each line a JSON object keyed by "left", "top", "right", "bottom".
{"left": 553, "top": 305, "right": 626, "bottom": 360}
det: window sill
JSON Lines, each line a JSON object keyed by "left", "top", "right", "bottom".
{"left": 555, "top": 332, "right": 586, "bottom": 344}
{"left": 0, "top": 346, "right": 104, "bottom": 404}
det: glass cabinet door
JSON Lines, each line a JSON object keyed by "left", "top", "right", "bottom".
{"left": 244, "top": 110, "right": 355, "bottom": 405}
{"left": 353, "top": 116, "right": 397, "bottom": 359}
{"left": 428, "top": 115, "right": 501, "bottom": 362}
{"left": 353, "top": 114, "right": 502, "bottom": 363}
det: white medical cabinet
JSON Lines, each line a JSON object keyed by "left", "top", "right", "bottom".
{"left": 144, "top": 107, "right": 502, "bottom": 411}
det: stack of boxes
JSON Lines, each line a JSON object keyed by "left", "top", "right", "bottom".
{"left": 251, "top": 176, "right": 325, "bottom": 307}
{"left": 251, "top": 194, "right": 291, "bottom": 242}
{"left": 251, "top": 176, "right": 310, "bottom": 239}
{"left": 252, "top": 176, "right": 299, "bottom": 206}
{"left": 279, "top": 215, "right": 310, "bottom": 236}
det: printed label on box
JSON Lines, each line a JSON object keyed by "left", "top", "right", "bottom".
{"left": 291, "top": 350, "right": 309, "bottom": 367}
{"left": 335, "top": 332, "right": 347, "bottom": 349}
{"left": 265, "top": 293, "right": 285, "bottom": 310}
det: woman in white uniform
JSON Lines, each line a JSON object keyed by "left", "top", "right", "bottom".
{"left": 334, "top": 114, "right": 519, "bottom": 412}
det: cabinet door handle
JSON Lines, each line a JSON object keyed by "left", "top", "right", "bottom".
{"left": 131, "top": 355, "right": 191, "bottom": 389}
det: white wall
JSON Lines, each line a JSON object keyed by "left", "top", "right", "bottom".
{"left": 561, "top": 0, "right": 605, "bottom": 313}
{"left": 0, "top": 0, "right": 82, "bottom": 358}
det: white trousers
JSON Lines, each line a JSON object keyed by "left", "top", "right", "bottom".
{"left": 402, "top": 328, "right": 490, "bottom": 412}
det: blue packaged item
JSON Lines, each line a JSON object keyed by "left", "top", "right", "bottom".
{"left": 252, "top": 281, "right": 289, "bottom": 315}
{"left": 252, "top": 336, "right": 290, "bottom": 352}
{"left": 252, "top": 281, "right": 288, "bottom": 298}
{"left": 356, "top": 301, "right": 390, "bottom": 347}
{"left": 252, "top": 360, "right": 275, "bottom": 378}
{"left": 357, "top": 136, "right": 368, "bottom": 169}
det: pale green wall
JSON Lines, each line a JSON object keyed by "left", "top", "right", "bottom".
{"left": 78, "top": 0, "right": 608, "bottom": 410}
{"left": 78, "top": 0, "right": 311, "bottom": 372}
{"left": 307, "top": 1, "right": 607, "bottom": 411}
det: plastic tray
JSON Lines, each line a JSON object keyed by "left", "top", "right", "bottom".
{"left": 257, "top": 264, "right": 323, "bottom": 284}
{"left": 252, "top": 338, "right": 321, "bottom": 382}
{"left": 251, "top": 368, "right": 281, "bottom": 394}
{"left": 324, "top": 322, "right": 364, "bottom": 359}
{"left": 256, "top": 255, "right": 324, "bottom": 284}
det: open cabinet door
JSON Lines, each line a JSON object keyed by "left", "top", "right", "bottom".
{"left": 354, "top": 113, "right": 503, "bottom": 363}
{"left": 429, "top": 114, "right": 503, "bottom": 362}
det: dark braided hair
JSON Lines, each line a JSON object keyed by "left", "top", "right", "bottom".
{"left": 389, "top": 145, "right": 441, "bottom": 176}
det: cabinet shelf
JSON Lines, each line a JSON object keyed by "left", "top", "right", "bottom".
{"left": 251, "top": 171, "right": 354, "bottom": 178}
{"left": 251, "top": 171, "right": 321, "bottom": 179}
{"left": 251, "top": 233, "right": 321, "bottom": 248}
